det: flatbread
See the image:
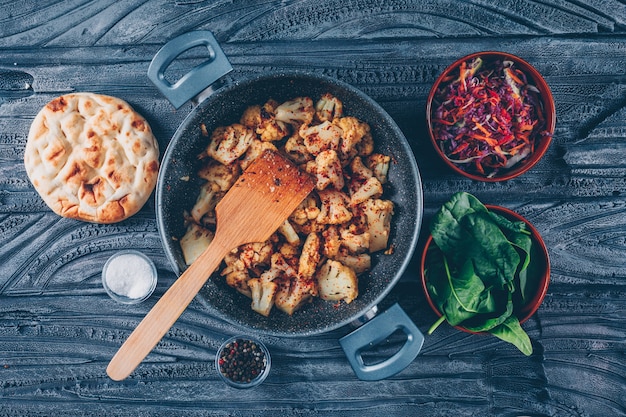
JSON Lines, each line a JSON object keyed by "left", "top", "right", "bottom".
{"left": 24, "top": 93, "right": 160, "bottom": 223}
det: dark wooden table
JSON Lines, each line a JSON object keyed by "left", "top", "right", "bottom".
{"left": 2, "top": 1, "right": 625, "bottom": 416}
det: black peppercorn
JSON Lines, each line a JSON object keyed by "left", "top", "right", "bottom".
{"left": 217, "top": 337, "right": 268, "bottom": 386}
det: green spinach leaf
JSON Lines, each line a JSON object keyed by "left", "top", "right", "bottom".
{"left": 489, "top": 315, "right": 533, "bottom": 356}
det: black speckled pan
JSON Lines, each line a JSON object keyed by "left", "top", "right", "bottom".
{"left": 155, "top": 70, "right": 423, "bottom": 338}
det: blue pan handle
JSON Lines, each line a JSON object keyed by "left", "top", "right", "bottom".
{"left": 339, "top": 303, "right": 424, "bottom": 381}
{"left": 147, "top": 31, "right": 233, "bottom": 109}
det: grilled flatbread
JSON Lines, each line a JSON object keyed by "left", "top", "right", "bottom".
{"left": 24, "top": 93, "right": 160, "bottom": 223}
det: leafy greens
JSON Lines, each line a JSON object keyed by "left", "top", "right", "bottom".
{"left": 425, "top": 192, "right": 534, "bottom": 355}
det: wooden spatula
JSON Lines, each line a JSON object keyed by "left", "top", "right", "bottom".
{"left": 107, "top": 150, "right": 314, "bottom": 381}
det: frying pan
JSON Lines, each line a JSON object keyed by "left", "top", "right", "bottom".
{"left": 150, "top": 31, "right": 424, "bottom": 380}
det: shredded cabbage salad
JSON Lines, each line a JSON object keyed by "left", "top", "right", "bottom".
{"left": 431, "top": 57, "right": 551, "bottom": 178}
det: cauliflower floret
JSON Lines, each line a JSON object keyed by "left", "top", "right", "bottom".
{"left": 307, "top": 150, "right": 344, "bottom": 191}
{"left": 316, "top": 189, "right": 353, "bottom": 225}
{"left": 279, "top": 242, "right": 299, "bottom": 259}
{"left": 240, "top": 139, "right": 278, "bottom": 171}
{"left": 197, "top": 160, "right": 240, "bottom": 191}
{"left": 316, "top": 259, "right": 358, "bottom": 304}
{"left": 349, "top": 156, "right": 373, "bottom": 179}
{"left": 299, "top": 121, "right": 343, "bottom": 156}
{"left": 225, "top": 270, "right": 252, "bottom": 298}
{"left": 262, "top": 252, "right": 298, "bottom": 282}
{"left": 284, "top": 132, "right": 313, "bottom": 164}
{"left": 275, "top": 97, "right": 315, "bottom": 126}
{"left": 322, "top": 225, "right": 341, "bottom": 258}
{"left": 340, "top": 228, "right": 370, "bottom": 254}
{"left": 315, "top": 93, "right": 343, "bottom": 122}
{"left": 356, "top": 132, "right": 374, "bottom": 156}
{"left": 334, "top": 251, "right": 371, "bottom": 275}
{"left": 257, "top": 101, "right": 290, "bottom": 142}
{"left": 274, "top": 276, "right": 315, "bottom": 315}
{"left": 180, "top": 222, "right": 214, "bottom": 265}
{"left": 190, "top": 181, "right": 221, "bottom": 223}
{"left": 367, "top": 153, "right": 391, "bottom": 184}
{"left": 362, "top": 199, "right": 394, "bottom": 252}
{"left": 349, "top": 176, "right": 383, "bottom": 206}
{"left": 248, "top": 278, "right": 278, "bottom": 317}
{"left": 278, "top": 219, "right": 301, "bottom": 246}
{"left": 221, "top": 251, "right": 245, "bottom": 276}
{"left": 290, "top": 194, "right": 320, "bottom": 226}
{"left": 238, "top": 241, "right": 273, "bottom": 270}
{"left": 206, "top": 124, "right": 254, "bottom": 165}
{"left": 333, "top": 116, "right": 370, "bottom": 158}
{"left": 298, "top": 233, "right": 321, "bottom": 280}
{"left": 240, "top": 104, "right": 262, "bottom": 128}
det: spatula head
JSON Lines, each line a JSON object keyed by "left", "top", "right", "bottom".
{"left": 214, "top": 150, "right": 315, "bottom": 247}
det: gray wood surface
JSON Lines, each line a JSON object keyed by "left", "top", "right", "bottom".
{"left": 1, "top": 1, "right": 625, "bottom": 416}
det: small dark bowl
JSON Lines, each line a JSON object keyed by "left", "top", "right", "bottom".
{"left": 426, "top": 51, "right": 556, "bottom": 182}
{"left": 420, "top": 205, "right": 550, "bottom": 333}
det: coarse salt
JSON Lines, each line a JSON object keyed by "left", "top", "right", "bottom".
{"left": 104, "top": 252, "right": 155, "bottom": 300}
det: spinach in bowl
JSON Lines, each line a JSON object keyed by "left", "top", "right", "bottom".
{"left": 421, "top": 192, "right": 550, "bottom": 355}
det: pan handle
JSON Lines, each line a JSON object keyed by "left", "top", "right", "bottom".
{"left": 339, "top": 303, "right": 424, "bottom": 381}
{"left": 147, "top": 31, "right": 233, "bottom": 109}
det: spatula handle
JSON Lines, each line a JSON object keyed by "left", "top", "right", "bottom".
{"left": 106, "top": 236, "right": 230, "bottom": 381}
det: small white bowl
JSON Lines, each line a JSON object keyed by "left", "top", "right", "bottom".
{"left": 101, "top": 250, "right": 158, "bottom": 304}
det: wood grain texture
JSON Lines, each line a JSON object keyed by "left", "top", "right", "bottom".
{"left": 1, "top": 0, "right": 625, "bottom": 416}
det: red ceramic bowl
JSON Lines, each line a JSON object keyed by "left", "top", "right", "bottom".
{"left": 426, "top": 51, "right": 556, "bottom": 182}
{"left": 420, "top": 205, "right": 550, "bottom": 333}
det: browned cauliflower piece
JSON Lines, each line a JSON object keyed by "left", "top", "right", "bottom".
{"left": 298, "top": 233, "right": 321, "bottom": 280}
{"left": 197, "top": 159, "right": 240, "bottom": 191}
{"left": 240, "top": 139, "right": 279, "bottom": 170}
{"left": 316, "top": 259, "right": 358, "bottom": 304}
{"left": 278, "top": 219, "right": 301, "bottom": 246}
{"left": 339, "top": 228, "right": 370, "bottom": 254}
{"left": 356, "top": 132, "right": 374, "bottom": 156}
{"left": 334, "top": 251, "right": 371, "bottom": 275}
{"left": 315, "top": 93, "right": 343, "bottom": 122}
{"left": 180, "top": 222, "right": 214, "bottom": 265}
{"left": 225, "top": 269, "right": 252, "bottom": 298}
{"left": 333, "top": 116, "right": 370, "bottom": 159}
{"left": 299, "top": 121, "right": 343, "bottom": 156}
{"left": 321, "top": 225, "right": 341, "bottom": 258}
{"left": 248, "top": 278, "right": 278, "bottom": 317}
{"left": 206, "top": 124, "right": 255, "bottom": 165}
{"left": 284, "top": 132, "right": 313, "bottom": 164}
{"left": 349, "top": 176, "right": 383, "bottom": 206}
{"left": 275, "top": 97, "right": 315, "bottom": 126}
{"left": 349, "top": 156, "right": 373, "bottom": 179}
{"left": 362, "top": 199, "right": 394, "bottom": 252}
{"left": 257, "top": 100, "right": 290, "bottom": 142}
{"left": 316, "top": 189, "right": 353, "bottom": 225}
{"left": 290, "top": 194, "right": 320, "bottom": 226}
{"left": 366, "top": 153, "right": 391, "bottom": 184}
{"left": 240, "top": 104, "right": 262, "bottom": 128}
{"left": 307, "top": 149, "right": 345, "bottom": 191}
{"left": 274, "top": 276, "right": 316, "bottom": 315}
{"left": 238, "top": 241, "right": 273, "bottom": 270}
{"left": 190, "top": 181, "right": 221, "bottom": 223}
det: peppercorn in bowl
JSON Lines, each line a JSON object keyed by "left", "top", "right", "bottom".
{"left": 215, "top": 335, "right": 271, "bottom": 388}
{"left": 426, "top": 51, "right": 556, "bottom": 181}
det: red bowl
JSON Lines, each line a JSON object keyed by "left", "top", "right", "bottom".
{"left": 426, "top": 51, "right": 556, "bottom": 182}
{"left": 420, "top": 205, "right": 550, "bottom": 333}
